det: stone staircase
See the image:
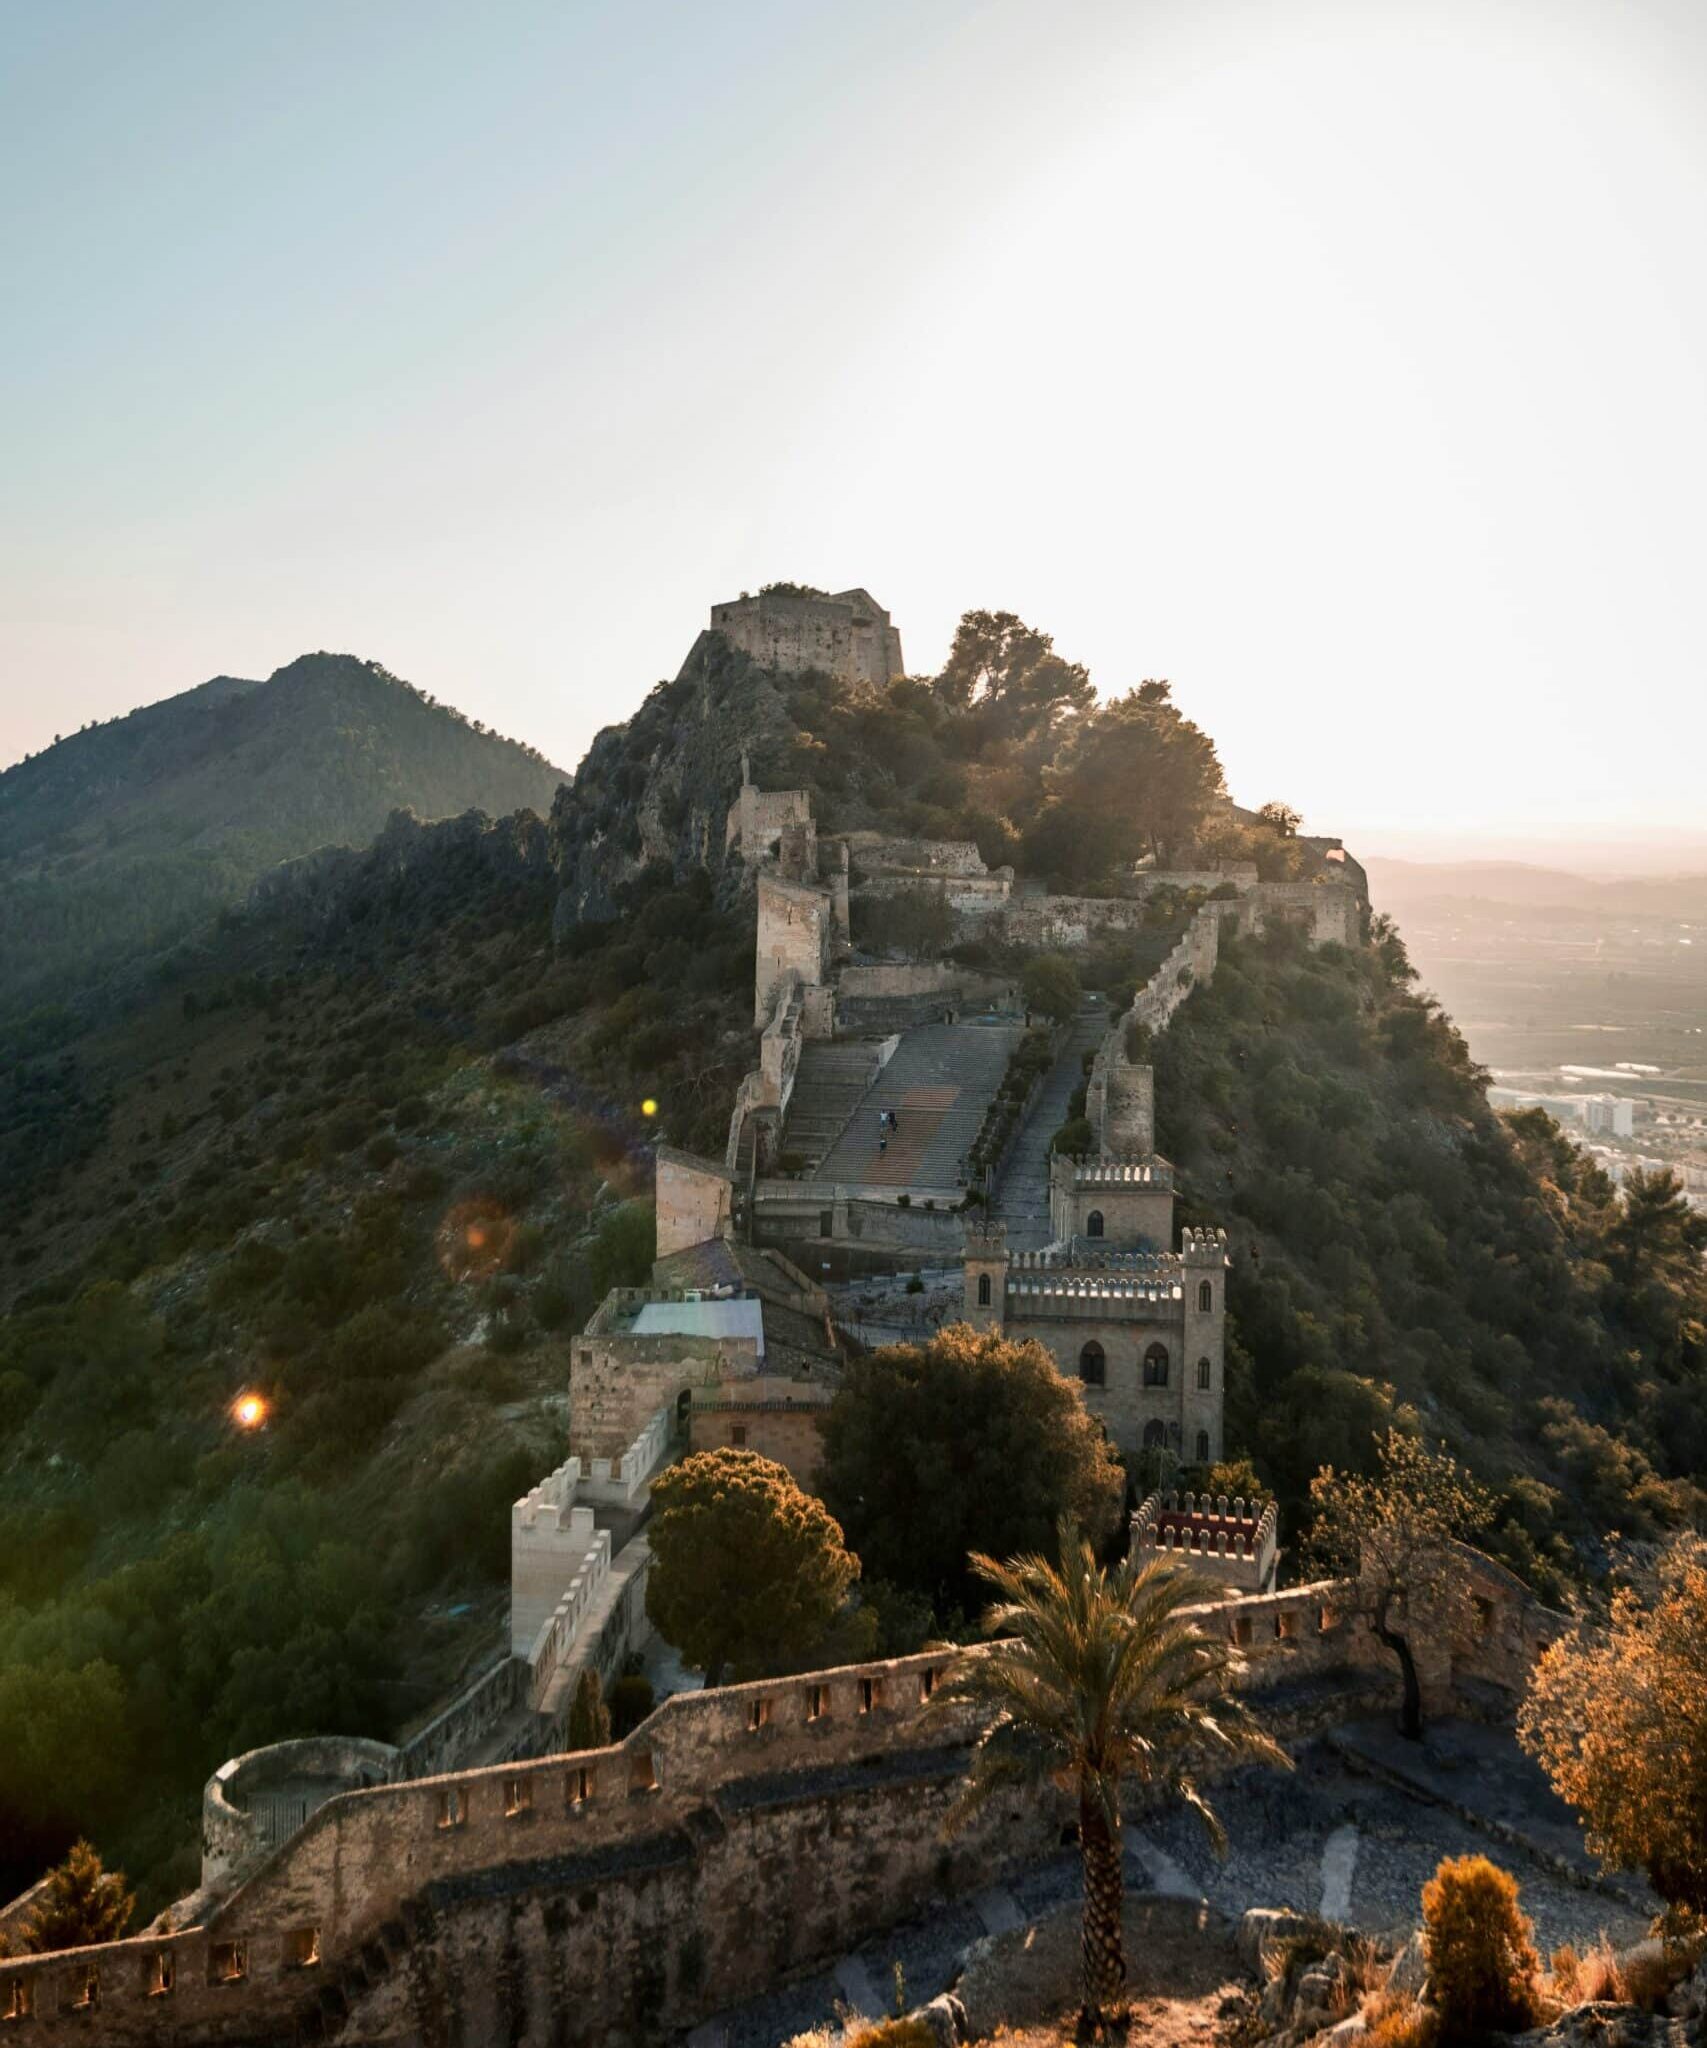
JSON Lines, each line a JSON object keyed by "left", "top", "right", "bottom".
{"left": 989, "top": 1010, "right": 1105, "bottom": 1249}
{"left": 779, "top": 1041, "right": 886, "bottom": 1173}
{"left": 816, "top": 1022, "right": 1022, "bottom": 1191}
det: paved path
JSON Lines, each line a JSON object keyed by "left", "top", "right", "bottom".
{"left": 817, "top": 1022, "right": 1020, "bottom": 1190}
{"left": 1125, "top": 1823, "right": 1208, "bottom": 1902}
{"left": 1319, "top": 1824, "right": 1359, "bottom": 1920}
{"left": 989, "top": 1010, "right": 1106, "bottom": 1248}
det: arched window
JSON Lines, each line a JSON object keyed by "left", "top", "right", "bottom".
{"left": 977, "top": 1272, "right": 991, "bottom": 1307}
{"left": 676, "top": 1389, "right": 692, "bottom": 1428}
{"left": 1195, "top": 1430, "right": 1211, "bottom": 1463}
{"left": 1078, "top": 1341, "right": 1105, "bottom": 1387}
{"left": 1197, "top": 1280, "right": 1214, "bottom": 1313}
{"left": 1086, "top": 1210, "right": 1105, "bottom": 1239}
{"left": 1143, "top": 1343, "right": 1170, "bottom": 1387}
{"left": 1143, "top": 1420, "right": 1166, "bottom": 1450}
{"left": 1196, "top": 1357, "right": 1212, "bottom": 1391}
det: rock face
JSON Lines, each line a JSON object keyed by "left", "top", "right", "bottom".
{"left": 549, "top": 633, "right": 799, "bottom": 928}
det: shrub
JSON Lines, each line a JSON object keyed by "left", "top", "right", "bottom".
{"left": 1421, "top": 1855, "right": 1540, "bottom": 2037}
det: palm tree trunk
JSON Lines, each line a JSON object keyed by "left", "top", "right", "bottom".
{"left": 1078, "top": 1789, "right": 1126, "bottom": 2021}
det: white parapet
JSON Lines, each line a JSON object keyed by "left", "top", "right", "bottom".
{"left": 576, "top": 1402, "right": 677, "bottom": 1509}
{"left": 511, "top": 1457, "right": 603, "bottom": 1656}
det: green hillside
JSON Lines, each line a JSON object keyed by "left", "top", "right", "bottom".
{"left": 0, "top": 652, "right": 568, "bottom": 1015}
{"left": 1, "top": 608, "right": 1702, "bottom": 1917}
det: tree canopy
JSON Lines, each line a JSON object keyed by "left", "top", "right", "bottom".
{"left": 644, "top": 1450, "right": 859, "bottom": 1685}
{"left": 1519, "top": 1534, "right": 1707, "bottom": 1916}
{"left": 818, "top": 1325, "right": 1126, "bottom": 1621}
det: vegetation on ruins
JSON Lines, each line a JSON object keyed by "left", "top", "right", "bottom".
{"left": 937, "top": 1522, "right": 1288, "bottom": 2026}
{"left": 1021, "top": 953, "right": 1080, "bottom": 1024}
{"left": 1519, "top": 1533, "right": 1707, "bottom": 1917}
{"left": 12, "top": 1840, "right": 134, "bottom": 1956}
{"left": 645, "top": 1450, "right": 861, "bottom": 1687}
{"left": 819, "top": 1326, "right": 1126, "bottom": 1625}
{"left": 1307, "top": 1431, "right": 1491, "bottom": 1741}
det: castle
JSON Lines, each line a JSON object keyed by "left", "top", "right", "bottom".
{"left": 2, "top": 589, "right": 1462, "bottom": 2048}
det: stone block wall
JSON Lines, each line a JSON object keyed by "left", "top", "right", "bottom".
{"left": 510, "top": 1461, "right": 608, "bottom": 1658}
{"left": 755, "top": 873, "right": 832, "bottom": 1025}
{"left": 569, "top": 1325, "right": 762, "bottom": 1463}
{"left": 711, "top": 588, "right": 904, "bottom": 689}
{"left": 655, "top": 1145, "right": 736, "bottom": 1258}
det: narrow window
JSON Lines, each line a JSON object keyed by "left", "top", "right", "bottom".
{"left": 504, "top": 1774, "right": 532, "bottom": 1818}
{"left": 1086, "top": 1210, "right": 1105, "bottom": 1239}
{"left": 730, "top": 1424, "right": 747, "bottom": 1447}
{"left": 208, "top": 1943, "right": 246, "bottom": 1985}
{"left": 977, "top": 1272, "right": 991, "bottom": 1307}
{"left": 1196, "top": 1357, "right": 1212, "bottom": 1391}
{"left": 569, "top": 1766, "right": 595, "bottom": 1806}
{"left": 1473, "top": 1595, "right": 1495, "bottom": 1636}
{"left": 1319, "top": 1605, "right": 1338, "bottom": 1634}
{"left": 1233, "top": 1617, "right": 1253, "bottom": 1648}
{"left": 1078, "top": 1341, "right": 1105, "bottom": 1387}
{"left": 859, "top": 1677, "right": 879, "bottom": 1714}
{"left": 65, "top": 1967, "right": 98, "bottom": 2011}
{"left": 748, "top": 1697, "right": 772, "bottom": 1732}
{"left": 805, "top": 1683, "right": 829, "bottom": 1722}
{"left": 1143, "top": 1343, "right": 1170, "bottom": 1387}
{"left": 144, "top": 1950, "right": 175, "bottom": 1997}
{"left": 436, "top": 1785, "right": 468, "bottom": 1830}
{"left": 3, "top": 1978, "right": 31, "bottom": 2021}
{"left": 1195, "top": 1429, "right": 1210, "bottom": 1463}
{"left": 284, "top": 1928, "right": 321, "bottom": 1970}
{"left": 1197, "top": 1279, "right": 1213, "bottom": 1313}
{"left": 919, "top": 1668, "right": 937, "bottom": 1702}
{"left": 1275, "top": 1610, "right": 1298, "bottom": 1640}
{"left": 628, "top": 1750, "right": 658, "bottom": 1793}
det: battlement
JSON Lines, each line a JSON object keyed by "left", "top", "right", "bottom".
{"left": 1008, "top": 1245, "right": 1178, "bottom": 1275}
{"left": 1181, "top": 1226, "right": 1229, "bottom": 1262}
{"left": 1131, "top": 1490, "right": 1279, "bottom": 1595}
{"left": 1054, "top": 1154, "right": 1174, "bottom": 1187}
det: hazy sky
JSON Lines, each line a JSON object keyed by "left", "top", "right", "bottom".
{"left": 5, "top": 0, "right": 1706, "bottom": 850}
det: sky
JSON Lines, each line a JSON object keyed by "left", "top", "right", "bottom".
{"left": 4, "top": 0, "right": 1706, "bottom": 858}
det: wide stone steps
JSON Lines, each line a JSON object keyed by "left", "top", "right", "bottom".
{"left": 990, "top": 1011, "right": 1106, "bottom": 1249}
{"left": 816, "top": 1022, "right": 1022, "bottom": 1191}
{"left": 779, "top": 1042, "right": 886, "bottom": 1172}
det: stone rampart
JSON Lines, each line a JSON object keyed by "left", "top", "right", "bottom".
{"left": 510, "top": 1458, "right": 609, "bottom": 1658}
{"left": 711, "top": 587, "right": 904, "bottom": 689}
{"left": 9, "top": 1549, "right": 1555, "bottom": 2047}
{"left": 201, "top": 1736, "right": 402, "bottom": 1894}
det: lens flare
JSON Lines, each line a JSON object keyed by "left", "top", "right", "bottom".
{"left": 641, "top": 1098, "right": 658, "bottom": 1118}
{"left": 232, "top": 1392, "right": 268, "bottom": 1431}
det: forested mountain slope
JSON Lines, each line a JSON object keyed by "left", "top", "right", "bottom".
{"left": 1, "top": 606, "right": 1702, "bottom": 1914}
{"left": 0, "top": 653, "right": 568, "bottom": 1014}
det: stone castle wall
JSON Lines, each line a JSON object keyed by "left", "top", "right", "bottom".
{"left": 755, "top": 872, "right": 832, "bottom": 1025}
{"left": 710, "top": 588, "right": 904, "bottom": 690}
{"left": 3, "top": 1551, "right": 1553, "bottom": 2047}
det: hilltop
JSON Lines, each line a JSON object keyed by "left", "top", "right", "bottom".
{"left": 1, "top": 593, "right": 1702, "bottom": 1922}
{"left": 0, "top": 652, "right": 569, "bottom": 1018}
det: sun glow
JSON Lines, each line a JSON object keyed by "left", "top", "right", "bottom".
{"left": 232, "top": 1392, "right": 268, "bottom": 1431}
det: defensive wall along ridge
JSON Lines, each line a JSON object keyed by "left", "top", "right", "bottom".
{"left": 0, "top": 1547, "right": 1556, "bottom": 2047}
{"left": 0, "top": 591, "right": 1392, "bottom": 2042}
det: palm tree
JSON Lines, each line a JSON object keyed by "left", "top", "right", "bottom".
{"left": 936, "top": 1522, "right": 1290, "bottom": 2027}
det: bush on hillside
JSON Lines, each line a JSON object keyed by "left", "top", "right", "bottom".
{"left": 1421, "top": 1855, "right": 1541, "bottom": 2037}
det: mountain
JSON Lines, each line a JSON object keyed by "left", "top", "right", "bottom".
{"left": 1367, "top": 856, "right": 1707, "bottom": 921}
{"left": 1, "top": 606, "right": 1702, "bottom": 1914}
{"left": 0, "top": 653, "right": 570, "bottom": 1017}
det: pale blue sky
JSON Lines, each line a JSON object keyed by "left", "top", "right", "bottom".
{"left": 5, "top": 0, "right": 1706, "bottom": 850}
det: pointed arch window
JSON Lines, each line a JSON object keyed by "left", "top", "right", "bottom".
{"left": 1078, "top": 1341, "right": 1105, "bottom": 1387}
{"left": 1086, "top": 1210, "right": 1105, "bottom": 1239}
{"left": 977, "top": 1272, "right": 992, "bottom": 1307}
{"left": 1198, "top": 1280, "right": 1214, "bottom": 1313}
{"left": 1196, "top": 1357, "right": 1212, "bottom": 1391}
{"left": 1143, "top": 1343, "right": 1170, "bottom": 1387}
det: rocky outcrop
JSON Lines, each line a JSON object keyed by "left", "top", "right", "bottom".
{"left": 549, "top": 633, "right": 800, "bottom": 930}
